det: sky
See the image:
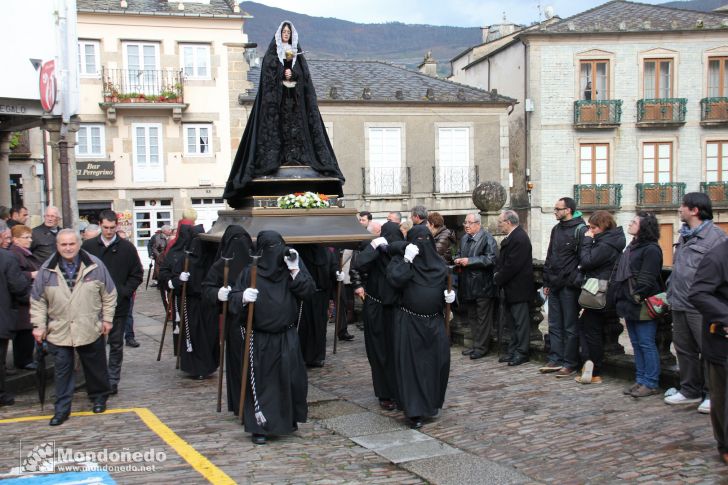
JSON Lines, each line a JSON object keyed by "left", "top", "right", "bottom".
{"left": 249, "top": 0, "right": 667, "bottom": 27}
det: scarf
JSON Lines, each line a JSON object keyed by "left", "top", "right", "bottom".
{"left": 678, "top": 220, "right": 709, "bottom": 240}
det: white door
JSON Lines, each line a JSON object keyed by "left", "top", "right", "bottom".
{"left": 133, "top": 199, "right": 173, "bottom": 266}
{"left": 191, "top": 197, "right": 226, "bottom": 232}
{"left": 438, "top": 127, "right": 470, "bottom": 193}
{"left": 132, "top": 123, "right": 164, "bottom": 183}
{"left": 124, "top": 42, "right": 160, "bottom": 95}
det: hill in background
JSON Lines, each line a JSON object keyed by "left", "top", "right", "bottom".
{"left": 240, "top": 1, "right": 482, "bottom": 75}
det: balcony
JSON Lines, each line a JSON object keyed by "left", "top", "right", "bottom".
{"left": 700, "top": 97, "right": 728, "bottom": 126}
{"left": 700, "top": 181, "right": 728, "bottom": 207}
{"left": 362, "top": 167, "right": 410, "bottom": 196}
{"left": 573, "top": 100, "right": 622, "bottom": 128}
{"left": 636, "top": 98, "right": 687, "bottom": 127}
{"left": 573, "top": 184, "right": 622, "bottom": 210}
{"left": 432, "top": 166, "right": 479, "bottom": 194}
{"left": 100, "top": 67, "right": 187, "bottom": 122}
{"left": 636, "top": 182, "right": 686, "bottom": 209}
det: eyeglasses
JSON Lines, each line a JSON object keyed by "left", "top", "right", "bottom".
{"left": 463, "top": 221, "right": 478, "bottom": 226}
{"left": 553, "top": 207, "right": 567, "bottom": 212}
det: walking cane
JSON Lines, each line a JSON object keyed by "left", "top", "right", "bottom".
{"left": 333, "top": 252, "right": 345, "bottom": 355}
{"left": 176, "top": 253, "right": 191, "bottom": 370}
{"left": 157, "top": 289, "right": 174, "bottom": 361}
{"left": 216, "top": 256, "right": 232, "bottom": 413}
{"left": 239, "top": 256, "right": 260, "bottom": 425}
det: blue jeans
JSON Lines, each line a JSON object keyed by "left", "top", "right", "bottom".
{"left": 626, "top": 319, "right": 660, "bottom": 389}
{"left": 547, "top": 287, "right": 580, "bottom": 369}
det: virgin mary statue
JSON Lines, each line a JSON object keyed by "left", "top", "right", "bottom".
{"left": 224, "top": 21, "right": 344, "bottom": 208}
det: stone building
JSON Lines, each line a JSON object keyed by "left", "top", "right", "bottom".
{"left": 452, "top": 1, "right": 728, "bottom": 259}
{"left": 73, "top": 0, "right": 250, "bottom": 263}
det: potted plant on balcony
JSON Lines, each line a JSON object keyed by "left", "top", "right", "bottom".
{"left": 160, "top": 89, "right": 178, "bottom": 103}
{"left": 103, "top": 82, "right": 119, "bottom": 103}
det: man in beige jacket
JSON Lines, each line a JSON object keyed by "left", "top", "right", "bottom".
{"left": 31, "top": 229, "right": 117, "bottom": 426}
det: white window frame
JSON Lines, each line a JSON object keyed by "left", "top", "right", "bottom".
{"left": 184, "top": 123, "right": 213, "bottom": 156}
{"left": 132, "top": 123, "right": 164, "bottom": 183}
{"left": 706, "top": 140, "right": 728, "bottom": 182}
{"left": 579, "top": 143, "right": 609, "bottom": 185}
{"left": 123, "top": 42, "right": 161, "bottom": 95}
{"left": 642, "top": 141, "right": 673, "bottom": 183}
{"left": 180, "top": 44, "right": 211, "bottom": 80}
{"left": 78, "top": 40, "right": 101, "bottom": 77}
{"left": 437, "top": 126, "right": 471, "bottom": 193}
{"left": 366, "top": 126, "right": 403, "bottom": 195}
{"left": 75, "top": 124, "right": 106, "bottom": 158}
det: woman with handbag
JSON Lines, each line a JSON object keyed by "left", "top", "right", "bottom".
{"left": 576, "top": 211, "right": 625, "bottom": 384}
{"left": 613, "top": 212, "right": 664, "bottom": 398}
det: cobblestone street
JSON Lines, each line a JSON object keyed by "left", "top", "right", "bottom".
{"left": 1, "top": 286, "right": 726, "bottom": 484}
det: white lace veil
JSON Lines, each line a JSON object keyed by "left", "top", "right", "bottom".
{"left": 275, "top": 20, "right": 299, "bottom": 67}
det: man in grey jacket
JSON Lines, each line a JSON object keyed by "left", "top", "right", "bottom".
{"left": 455, "top": 212, "right": 498, "bottom": 359}
{"left": 666, "top": 192, "right": 727, "bottom": 413}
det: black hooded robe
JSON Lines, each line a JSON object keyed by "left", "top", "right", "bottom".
{"left": 354, "top": 222, "right": 403, "bottom": 403}
{"left": 160, "top": 225, "right": 218, "bottom": 377}
{"left": 229, "top": 231, "right": 315, "bottom": 436}
{"left": 386, "top": 225, "right": 451, "bottom": 419}
{"left": 294, "top": 245, "right": 336, "bottom": 366}
{"left": 202, "top": 225, "right": 253, "bottom": 414}
{"left": 223, "top": 26, "right": 344, "bottom": 207}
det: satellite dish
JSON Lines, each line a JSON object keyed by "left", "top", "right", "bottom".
{"left": 544, "top": 5, "right": 555, "bottom": 19}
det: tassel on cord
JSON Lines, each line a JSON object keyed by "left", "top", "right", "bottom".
{"left": 241, "top": 327, "right": 267, "bottom": 427}
{"left": 182, "top": 294, "right": 193, "bottom": 352}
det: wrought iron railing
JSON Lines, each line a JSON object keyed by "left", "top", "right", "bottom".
{"left": 700, "top": 97, "right": 728, "bottom": 122}
{"left": 362, "top": 167, "right": 410, "bottom": 196}
{"left": 573, "top": 184, "right": 622, "bottom": 210}
{"left": 700, "top": 181, "right": 728, "bottom": 206}
{"left": 636, "top": 98, "right": 687, "bottom": 123}
{"left": 432, "top": 166, "right": 479, "bottom": 193}
{"left": 101, "top": 67, "right": 184, "bottom": 103}
{"left": 573, "top": 100, "right": 622, "bottom": 126}
{"left": 636, "top": 182, "right": 686, "bottom": 208}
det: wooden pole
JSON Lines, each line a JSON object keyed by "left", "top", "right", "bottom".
{"left": 156, "top": 290, "right": 174, "bottom": 362}
{"left": 239, "top": 257, "right": 259, "bottom": 425}
{"left": 333, "top": 252, "right": 345, "bottom": 354}
{"left": 216, "top": 258, "right": 231, "bottom": 413}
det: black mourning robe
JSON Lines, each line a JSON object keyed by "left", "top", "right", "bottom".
{"left": 159, "top": 222, "right": 199, "bottom": 357}
{"left": 354, "top": 222, "right": 403, "bottom": 402}
{"left": 223, "top": 29, "right": 344, "bottom": 207}
{"left": 386, "top": 225, "right": 451, "bottom": 419}
{"left": 174, "top": 235, "right": 219, "bottom": 378}
{"left": 294, "top": 245, "right": 336, "bottom": 366}
{"left": 202, "top": 225, "right": 253, "bottom": 414}
{"left": 229, "top": 231, "right": 315, "bottom": 436}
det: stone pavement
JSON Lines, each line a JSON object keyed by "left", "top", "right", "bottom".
{"left": 0, "top": 285, "right": 725, "bottom": 484}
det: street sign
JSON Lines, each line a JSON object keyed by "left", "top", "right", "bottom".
{"left": 39, "top": 60, "right": 57, "bottom": 112}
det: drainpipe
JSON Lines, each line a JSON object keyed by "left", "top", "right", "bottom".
{"left": 523, "top": 39, "right": 530, "bottom": 230}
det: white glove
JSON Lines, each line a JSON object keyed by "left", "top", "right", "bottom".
{"left": 243, "top": 288, "right": 259, "bottom": 304}
{"left": 179, "top": 271, "right": 190, "bottom": 282}
{"left": 217, "top": 286, "right": 231, "bottom": 302}
{"left": 168, "top": 280, "right": 174, "bottom": 289}
{"left": 444, "top": 290, "right": 456, "bottom": 304}
{"left": 370, "top": 237, "right": 387, "bottom": 249}
{"left": 285, "top": 248, "right": 299, "bottom": 271}
{"left": 336, "top": 271, "right": 345, "bottom": 282}
{"left": 404, "top": 244, "right": 419, "bottom": 263}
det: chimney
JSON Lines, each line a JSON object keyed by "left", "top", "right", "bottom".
{"left": 481, "top": 26, "right": 489, "bottom": 43}
{"left": 418, "top": 51, "right": 438, "bottom": 77}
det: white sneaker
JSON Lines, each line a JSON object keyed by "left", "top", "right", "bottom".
{"left": 664, "top": 391, "right": 702, "bottom": 405}
{"left": 698, "top": 399, "right": 711, "bottom": 414}
{"left": 580, "top": 360, "right": 594, "bottom": 384}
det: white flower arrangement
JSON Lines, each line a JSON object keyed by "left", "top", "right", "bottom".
{"left": 276, "top": 191, "right": 330, "bottom": 209}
